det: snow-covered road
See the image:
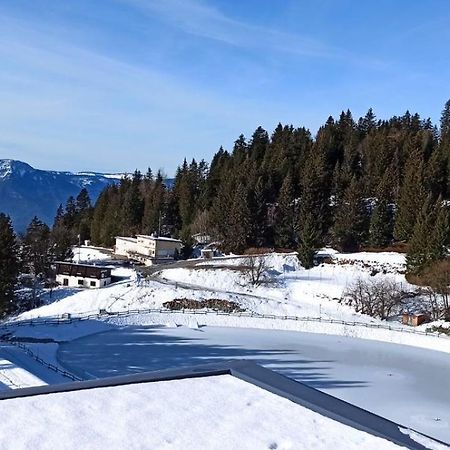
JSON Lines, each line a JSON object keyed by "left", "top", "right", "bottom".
{"left": 57, "top": 325, "right": 450, "bottom": 443}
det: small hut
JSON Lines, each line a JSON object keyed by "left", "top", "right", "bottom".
{"left": 402, "top": 313, "right": 430, "bottom": 327}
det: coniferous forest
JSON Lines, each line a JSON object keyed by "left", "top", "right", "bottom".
{"left": 55, "top": 100, "right": 450, "bottom": 274}
{"left": 2, "top": 100, "right": 450, "bottom": 314}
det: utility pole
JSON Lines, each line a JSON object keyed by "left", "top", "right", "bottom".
{"left": 78, "top": 234, "right": 81, "bottom": 263}
{"left": 158, "top": 210, "right": 162, "bottom": 237}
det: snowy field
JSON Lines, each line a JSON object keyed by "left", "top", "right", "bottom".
{"left": 56, "top": 324, "right": 450, "bottom": 443}
{"left": 0, "top": 374, "right": 416, "bottom": 450}
{"left": 19, "top": 250, "right": 411, "bottom": 324}
{"left": 2, "top": 249, "right": 450, "bottom": 446}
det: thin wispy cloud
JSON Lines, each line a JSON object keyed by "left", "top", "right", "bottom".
{"left": 0, "top": 13, "right": 284, "bottom": 172}
{"left": 0, "top": 1, "right": 447, "bottom": 172}
{"left": 116, "top": 0, "right": 367, "bottom": 63}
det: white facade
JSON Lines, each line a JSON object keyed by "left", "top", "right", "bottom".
{"left": 56, "top": 274, "right": 111, "bottom": 289}
{"left": 115, "top": 236, "right": 139, "bottom": 257}
{"left": 115, "top": 235, "right": 182, "bottom": 266}
{"left": 55, "top": 262, "right": 112, "bottom": 289}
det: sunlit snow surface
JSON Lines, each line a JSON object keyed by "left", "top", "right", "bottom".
{"left": 0, "top": 375, "right": 405, "bottom": 450}
{"left": 57, "top": 324, "right": 450, "bottom": 443}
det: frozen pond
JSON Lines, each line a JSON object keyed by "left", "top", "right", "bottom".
{"left": 58, "top": 325, "right": 450, "bottom": 442}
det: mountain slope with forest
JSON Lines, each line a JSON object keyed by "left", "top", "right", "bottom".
{"left": 0, "top": 159, "right": 120, "bottom": 232}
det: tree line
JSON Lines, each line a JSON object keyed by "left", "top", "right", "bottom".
{"left": 0, "top": 189, "right": 92, "bottom": 315}
{"left": 85, "top": 101, "right": 450, "bottom": 272}
{"left": 1, "top": 100, "right": 450, "bottom": 315}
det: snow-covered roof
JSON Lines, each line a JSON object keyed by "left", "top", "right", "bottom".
{"left": 55, "top": 261, "right": 112, "bottom": 270}
{"left": 136, "top": 234, "right": 182, "bottom": 243}
{"left": 115, "top": 236, "right": 138, "bottom": 243}
{"left": 0, "top": 361, "right": 440, "bottom": 450}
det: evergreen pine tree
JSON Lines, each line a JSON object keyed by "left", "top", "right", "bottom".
{"left": 51, "top": 204, "right": 73, "bottom": 261}
{"left": 429, "top": 198, "right": 450, "bottom": 261}
{"left": 406, "top": 196, "right": 435, "bottom": 274}
{"left": 249, "top": 176, "right": 267, "bottom": 247}
{"left": 393, "top": 150, "right": 425, "bottom": 241}
{"left": 298, "top": 146, "right": 329, "bottom": 245}
{"left": 64, "top": 196, "right": 77, "bottom": 229}
{"left": 102, "top": 185, "right": 122, "bottom": 246}
{"left": 90, "top": 189, "right": 110, "bottom": 245}
{"left": 122, "top": 170, "right": 144, "bottom": 234}
{"left": 23, "top": 216, "right": 52, "bottom": 278}
{"left": 274, "top": 173, "right": 297, "bottom": 248}
{"left": 297, "top": 211, "right": 319, "bottom": 269}
{"left": 369, "top": 174, "right": 394, "bottom": 247}
{"left": 76, "top": 188, "right": 92, "bottom": 212}
{"left": 440, "top": 100, "right": 450, "bottom": 195}
{"left": 440, "top": 99, "right": 450, "bottom": 143}
{"left": 75, "top": 188, "right": 93, "bottom": 242}
{"left": 225, "top": 182, "right": 251, "bottom": 253}
{"left": 332, "top": 178, "right": 369, "bottom": 252}
{"left": 0, "top": 213, "right": 19, "bottom": 316}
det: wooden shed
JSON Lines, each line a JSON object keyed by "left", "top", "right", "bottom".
{"left": 402, "top": 313, "right": 429, "bottom": 327}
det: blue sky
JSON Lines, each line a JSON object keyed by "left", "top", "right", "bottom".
{"left": 0, "top": 0, "right": 449, "bottom": 174}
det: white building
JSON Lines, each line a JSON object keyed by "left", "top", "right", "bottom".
{"left": 55, "top": 262, "right": 112, "bottom": 289}
{"left": 115, "top": 234, "right": 182, "bottom": 266}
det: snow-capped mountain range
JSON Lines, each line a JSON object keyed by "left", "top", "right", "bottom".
{"left": 0, "top": 159, "right": 122, "bottom": 232}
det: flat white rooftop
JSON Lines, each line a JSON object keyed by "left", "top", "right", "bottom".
{"left": 136, "top": 234, "right": 182, "bottom": 243}
{"left": 0, "top": 374, "right": 414, "bottom": 450}
{"left": 117, "top": 235, "right": 182, "bottom": 243}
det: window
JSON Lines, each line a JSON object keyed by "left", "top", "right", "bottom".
{"left": 78, "top": 279, "right": 84, "bottom": 286}
{"left": 63, "top": 278, "right": 69, "bottom": 286}
{"left": 90, "top": 281, "right": 96, "bottom": 287}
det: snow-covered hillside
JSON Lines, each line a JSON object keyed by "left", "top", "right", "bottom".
{"left": 14, "top": 249, "right": 435, "bottom": 335}
{"left": 12, "top": 249, "right": 448, "bottom": 348}
{"left": 0, "top": 159, "right": 120, "bottom": 231}
{"left": 3, "top": 250, "right": 450, "bottom": 443}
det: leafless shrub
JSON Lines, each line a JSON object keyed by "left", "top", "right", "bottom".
{"left": 341, "top": 278, "right": 405, "bottom": 320}
{"left": 406, "top": 260, "right": 450, "bottom": 320}
{"left": 243, "top": 251, "right": 271, "bottom": 286}
{"left": 418, "top": 260, "right": 450, "bottom": 320}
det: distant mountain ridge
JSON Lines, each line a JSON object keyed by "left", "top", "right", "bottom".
{"left": 0, "top": 159, "right": 122, "bottom": 232}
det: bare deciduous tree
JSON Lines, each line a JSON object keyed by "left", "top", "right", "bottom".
{"left": 341, "top": 278, "right": 404, "bottom": 320}
{"left": 419, "top": 260, "right": 450, "bottom": 320}
{"left": 243, "top": 251, "right": 271, "bottom": 286}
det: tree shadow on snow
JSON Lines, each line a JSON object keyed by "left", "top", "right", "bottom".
{"left": 57, "top": 325, "right": 368, "bottom": 390}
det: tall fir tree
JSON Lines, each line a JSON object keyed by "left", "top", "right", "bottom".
{"left": 51, "top": 204, "right": 73, "bottom": 261}
{"left": 406, "top": 196, "right": 435, "bottom": 274}
{"left": 393, "top": 150, "right": 425, "bottom": 241}
{"left": 224, "top": 182, "right": 251, "bottom": 253}
{"left": 332, "top": 178, "right": 369, "bottom": 252}
{"left": 429, "top": 198, "right": 450, "bottom": 262}
{"left": 369, "top": 173, "right": 394, "bottom": 247}
{"left": 249, "top": 175, "right": 268, "bottom": 247}
{"left": 297, "top": 211, "right": 319, "bottom": 269}
{"left": 274, "top": 173, "right": 297, "bottom": 248}
{"left": 0, "top": 214, "right": 19, "bottom": 315}
{"left": 22, "top": 216, "right": 52, "bottom": 278}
